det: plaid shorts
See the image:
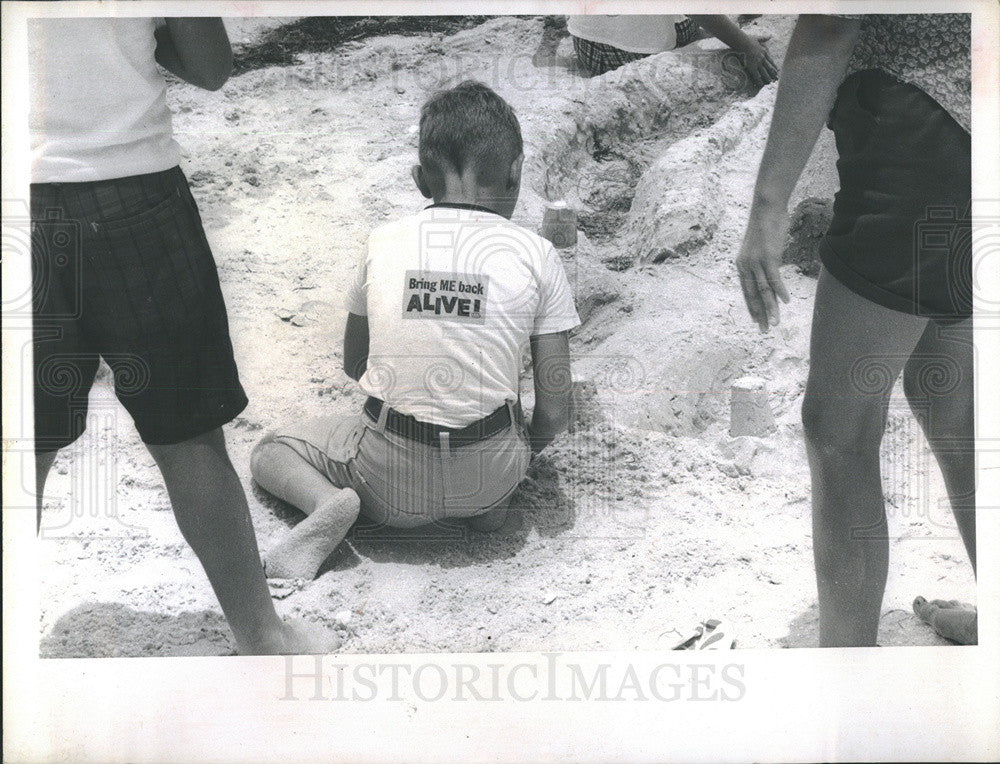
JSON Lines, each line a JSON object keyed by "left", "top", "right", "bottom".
{"left": 572, "top": 18, "right": 699, "bottom": 76}
{"left": 31, "top": 165, "right": 248, "bottom": 450}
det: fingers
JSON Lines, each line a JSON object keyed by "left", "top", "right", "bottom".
{"left": 752, "top": 265, "right": 781, "bottom": 327}
{"left": 737, "top": 263, "right": 768, "bottom": 332}
{"left": 741, "top": 52, "right": 778, "bottom": 88}
{"left": 760, "top": 254, "right": 790, "bottom": 303}
{"left": 738, "top": 212, "right": 789, "bottom": 331}
{"left": 741, "top": 47, "right": 778, "bottom": 87}
{"left": 763, "top": 49, "right": 779, "bottom": 78}
{"left": 738, "top": 256, "right": 789, "bottom": 332}
{"left": 748, "top": 56, "right": 765, "bottom": 88}
{"left": 755, "top": 56, "right": 778, "bottom": 86}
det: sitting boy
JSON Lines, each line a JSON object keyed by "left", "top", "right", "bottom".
{"left": 252, "top": 81, "right": 580, "bottom": 580}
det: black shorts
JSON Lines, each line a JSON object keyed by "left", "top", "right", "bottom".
{"left": 31, "top": 166, "right": 248, "bottom": 451}
{"left": 820, "top": 70, "right": 972, "bottom": 321}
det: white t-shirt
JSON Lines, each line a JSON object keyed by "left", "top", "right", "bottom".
{"left": 29, "top": 17, "right": 183, "bottom": 183}
{"left": 346, "top": 204, "right": 581, "bottom": 428}
{"left": 567, "top": 15, "right": 687, "bottom": 54}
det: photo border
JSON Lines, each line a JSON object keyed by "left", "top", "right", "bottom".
{"left": 3, "top": 1, "right": 998, "bottom": 760}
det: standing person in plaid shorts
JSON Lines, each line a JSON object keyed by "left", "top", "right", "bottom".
{"left": 29, "top": 17, "right": 334, "bottom": 654}
{"left": 568, "top": 14, "right": 778, "bottom": 87}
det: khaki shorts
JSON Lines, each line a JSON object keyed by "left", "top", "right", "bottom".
{"left": 270, "top": 402, "right": 530, "bottom": 528}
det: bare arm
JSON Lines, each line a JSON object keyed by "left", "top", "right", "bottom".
{"left": 154, "top": 18, "right": 232, "bottom": 91}
{"left": 687, "top": 14, "right": 758, "bottom": 51}
{"left": 686, "top": 14, "right": 778, "bottom": 86}
{"left": 736, "top": 15, "right": 861, "bottom": 331}
{"left": 526, "top": 331, "right": 572, "bottom": 455}
{"left": 343, "top": 312, "right": 370, "bottom": 381}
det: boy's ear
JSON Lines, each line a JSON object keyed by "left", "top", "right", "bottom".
{"left": 411, "top": 165, "right": 433, "bottom": 199}
{"left": 508, "top": 154, "right": 524, "bottom": 190}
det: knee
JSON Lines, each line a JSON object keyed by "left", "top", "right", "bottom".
{"left": 343, "top": 487, "right": 363, "bottom": 523}
{"left": 801, "top": 393, "right": 884, "bottom": 459}
{"left": 249, "top": 431, "right": 279, "bottom": 479}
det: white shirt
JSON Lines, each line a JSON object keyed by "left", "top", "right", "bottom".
{"left": 346, "top": 204, "right": 581, "bottom": 428}
{"left": 567, "top": 15, "right": 686, "bottom": 54}
{"left": 29, "top": 18, "right": 183, "bottom": 183}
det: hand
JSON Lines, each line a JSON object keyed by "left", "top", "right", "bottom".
{"left": 736, "top": 206, "right": 791, "bottom": 332}
{"left": 156, "top": 18, "right": 232, "bottom": 91}
{"left": 736, "top": 40, "right": 779, "bottom": 88}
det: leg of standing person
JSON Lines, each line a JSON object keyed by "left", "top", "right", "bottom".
{"left": 801, "top": 268, "right": 929, "bottom": 647}
{"left": 903, "top": 319, "right": 977, "bottom": 645}
{"left": 147, "top": 427, "right": 337, "bottom": 653}
{"left": 902, "top": 319, "right": 976, "bottom": 569}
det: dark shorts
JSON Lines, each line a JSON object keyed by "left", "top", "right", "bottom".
{"left": 821, "top": 70, "right": 972, "bottom": 321}
{"left": 31, "top": 165, "right": 248, "bottom": 451}
{"left": 572, "top": 19, "right": 699, "bottom": 76}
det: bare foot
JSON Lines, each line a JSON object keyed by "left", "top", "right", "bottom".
{"left": 264, "top": 490, "right": 360, "bottom": 580}
{"left": 278, "top": 618, "right": 342, "bottom": 654}
{"left": 913, "top": 596, "right": 978, "bottom": 645}
{"left": 241, "top": 618, "right": 341, "bottom": 655}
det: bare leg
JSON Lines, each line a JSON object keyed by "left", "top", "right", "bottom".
{"left": 903, "top": 321, "right": 976, "bottom": 645}
{"left": 250, "top": 437, "right": 360, "bottom": 580}
{"left": 148, "top": 428, "right": 337, "bottom": 654}
{"left": 902, "top": 319, "right": 976, "bottom": 571}
{"left": 35, "top": 449, "right": 58, "bottom": 531}
{"left": 802, "top": 269, "right": 929, "bottom": 647}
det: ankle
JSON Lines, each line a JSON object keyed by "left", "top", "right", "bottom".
{"left": 233, "top": 616, "right": 290, "bottom": 655}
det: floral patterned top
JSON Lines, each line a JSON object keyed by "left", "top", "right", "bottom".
{"left": 836, "top": 14, "right": 971, "bottom": 133}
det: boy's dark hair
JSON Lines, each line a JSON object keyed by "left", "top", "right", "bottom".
{"left": 418, "top": 80, "right": 523, "bottom": 186}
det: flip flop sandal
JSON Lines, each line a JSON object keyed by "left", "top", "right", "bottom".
{"left": 665, "top": 618, "right": 738, "bottom": 650}
{"left": 696, "top": 618, "right": 737, "bottom": 650}
{"left": 667, "top": 624, "right": 706, "bottom": 651}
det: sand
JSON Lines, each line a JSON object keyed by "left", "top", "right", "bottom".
{"left": 38, "top": 16, "right": 976, "bottom": 657}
